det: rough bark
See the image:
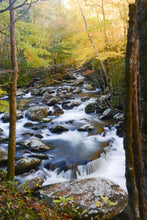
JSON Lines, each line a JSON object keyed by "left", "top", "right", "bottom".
{"left": 136, "top": 0, "right": 147, "bottom": 215}
{"left": 7, "top": 0, "right": 18, "bottom": 182}
{"left": 131, "top": 4, "right": 146, "bottom": 219}
{"left": 124, "top": 4, "right": 140, "bottom": 219}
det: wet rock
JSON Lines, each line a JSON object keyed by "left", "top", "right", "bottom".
{"left": 115, "top": 121, "right": 124, "bottom": 137}
{"left": 84, "top": 84, "right": 95, "bottom": 91}
{"left": 62, "top": 73, "right": 76, "bottom": 80}
{"left": 23, "top": 137, "right": 50, "bottom": 151}
{"left": 41, "top": 118, "right": 52, "bottom": 123}
{"left": 47, "top": 97, "right": 59, "bottom": 106}
{"left": 17, "top": 89, "right": 26, "bottom": 96}
{"left": 85, "top": 103, "right": 95, "bottom": 113}
{"left": 0, "top": 128, "right": 3, "bottom": 134}
{"left": 28, "top": 153, "right": 49, "bottom": 160}
{"left": 52, "top": 105, "right": 64, "bottom": 115}
{"left": 0, "top": 135, "right": 9, "bottom": 143}
{"left": 42, "top": 91, "right": 53, "bottom": 102}
{"left": 99, "top": 108, "right": 115, "bottom": 120}
{"left": 23, "top": 122, "right": 34, "bottom": 127}
{"left": 31, "top": 88, "right": 42, "bottom": 96}
{"left": 17, "top": 176, "right": 44, "bottom": 193}
{"left": 78, "top": 124, "right": 94, "bottom": 132}
{"left": 40, "top": 178, "right": 128, "bottom": 220}
{"left": 2, "top": 112, "right": 9, "bottom": 122}
{"left": 113, "top": 112, "right": 124, "bottom": 121}
{"left": 35, "top": 133, "right": 43, "bottom": 139}
{"left": 16, "top": 110, "right": 24, "bottom": 120}
{"left": 81, "top": 96, "right": 90, "bottom": 102}
{"left": 15, "top": 158, "right": 41, "bottom": 175}
{"left": 73, "top": 88, "right": 82, "bottom": 94}
{"left": 96, "top": 94, "right": 112, "bottom": 108}
{"left": 21, "top": 131, "right": 34, "bottom": 137}
{"left": 0, "top": 148, "right": 8, "bottom": 165}
{"left": 25, "top": 106, "right": 48, "bottom": 121}
{"left": 62, "top": 101, "right": 81, "bottom": 110}
{"left": 72, "top": 79, "right": 85, "bottom": 86}
{"left": 49, "top": 124, "right": 69, "bottom": 133}
{"left": 2, "top": 111, "right": 23, "bottom": 122}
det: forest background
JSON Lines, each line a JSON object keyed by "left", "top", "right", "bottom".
{"left": 0, "top": 0, "right": 129, "bottom": 110}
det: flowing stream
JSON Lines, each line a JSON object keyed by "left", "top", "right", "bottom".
{"left": 0, "top": 71, "right": 126, "bottom": 191}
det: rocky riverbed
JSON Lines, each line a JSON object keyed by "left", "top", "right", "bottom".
{"left": 0, "top": 70, "right": 126, "bottom": 219}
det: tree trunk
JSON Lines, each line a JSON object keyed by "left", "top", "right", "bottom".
{"left": 77, "top": 0, "right": 109, "bottom": 90}
{"left": 7, "top": 0, "right": 18, "bottom": 182}
{"left": 131, "top": 4, "right": 146, "bottom": 219}
{"left": 124, "top": 4, "right": 140, "bottom": 219}
{"left": 136, "top": 0, "right": 147, "bottom": 215}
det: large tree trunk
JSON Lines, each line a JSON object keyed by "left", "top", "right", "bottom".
{"left": 136, "top": 0, "right": 147, "bottom": 214}
{"left": 131, "top": 4, "right": 146, "bottom": 219}
{"left": 7, "top": 0, "right": 18, "bottom": 182}
{"left": 124, "top": 4, "right": 140, "bottom": 219}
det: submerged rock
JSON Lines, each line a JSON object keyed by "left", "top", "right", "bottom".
{"left": 15, "top": 158, "right": 41, "bottom": 175}
{"left": 25, "top": 106, "right": 48, "bottom": 121}
{"left": 40, "top": 178, "right": 128, "bottom": 220}
{"left": 0, "top": 148, "right": 8, "bottom": 165}
{"left": 23, "top": 137, "right": 50, "bottom": 152}
{"left": 49, "top": 124, "right": 69, "bottom": 133}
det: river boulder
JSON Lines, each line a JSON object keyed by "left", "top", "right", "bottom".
{"left": 25, "top": 106, "right": 48, "bottom": 121}
{"left": 40, "top": 178, "right": 128, "bottom": 220}
{"left": 15, "top": 158, "right": 41, "bottom": 175}
{"left": 49, "top": 124, "right": 69, "bottom": 133}
{"left": 99, "top": 108, "right": 115, "bottom": 120}
{"left": 23, "top": 137, "right": 50, "bottom": 152}
{"left": 0, "top": 148, "right": 8, "bottom": 165}
{"left": 85, "top": 103, "right": 95, "bottom": 113}
{"left": 47, "top": 97, "right": 59, "bottom": 106}
{"left": 52, "top": 105, "right": 64, "bottom": 115}
{"left": 78, "top": 124, "right": 94, "bottom": 132}
{"left": 62, "top": 101, "right": 81, "bottom": 110}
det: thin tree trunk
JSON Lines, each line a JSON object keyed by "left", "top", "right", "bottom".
{"left": 136, "top": 0, "right": 147, "bottom": 215}
{"left": 124, "top": 4, "right": 140, "bottom": 219}
{"left": 77, "top": 0, "right": 109, "bottom": 89}
{"left": 7, "top": 0, "right": 18, "bottom": 182}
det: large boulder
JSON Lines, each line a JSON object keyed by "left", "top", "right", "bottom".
{"left": 15, "top": 158, "right": 41, "bottom": 175}
{"left": 23, "top": 137, "right": 50, "bottom": 152}
{"left": 49, "top": 124, "right": 69, "bottom": 133}
{"left": 0, "top": 148, "right": 8, "bottom": 165}
{"left": 25, "top": 106, "right": 48, "bottom": 121}
{"left": 40, "top": 178, "right": 128, "bottom": 220}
